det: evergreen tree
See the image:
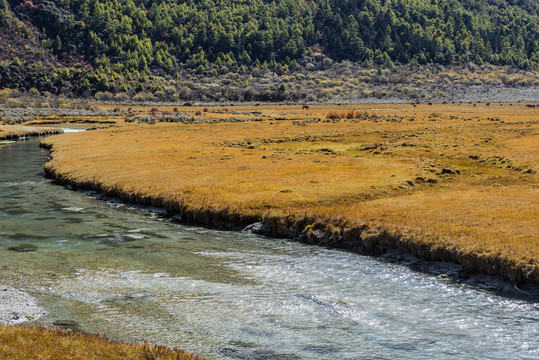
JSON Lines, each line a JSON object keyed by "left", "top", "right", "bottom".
{"left": 0, "top": 0, "right": 10, "bottom": 20}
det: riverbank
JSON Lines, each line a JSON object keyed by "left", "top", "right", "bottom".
{"left": 0, "top": 323, "right": 200, "bottom": 359}
{"left": 0, "top": 286, "right": 46, "bottom": 325}
{"left": 41, "top": 103, "right": 538, "bottom": 285}
{"left": 0, "top": 125, "right": 63, "bottom": 140}
{"left": 0, "top": 138, "right": 205, "bottom": 360}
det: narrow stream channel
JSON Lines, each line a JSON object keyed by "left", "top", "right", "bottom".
{"left": 0, "top": 138, "right": 537, "bottom": 359}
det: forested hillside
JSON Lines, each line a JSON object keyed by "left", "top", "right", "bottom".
{"left": 0, "top": 0, "right": 538, "bottom": 99}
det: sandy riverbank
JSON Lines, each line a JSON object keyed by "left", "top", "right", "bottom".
{"left": 0, "top": 286, "right": 46, "bottom": 325}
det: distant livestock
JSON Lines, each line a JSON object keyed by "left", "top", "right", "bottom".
{"left": 526, "top": 104, "right": 536, "bottom": 108}
{"left": 302, "top": 105, "right": 310, "bottom": 110}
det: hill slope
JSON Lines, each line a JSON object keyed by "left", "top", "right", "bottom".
{"left": 0, "top": 0, "right": 538, "bottom": 99}
{"left": 6, "top": 0, "right": 538, "bottom": 69}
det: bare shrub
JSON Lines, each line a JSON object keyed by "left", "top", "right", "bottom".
{"left": 94, "top": 92, "right": 114, "bottom": 101}
{"left": 326, "top": 111, "right": 340, "bottom": 119}
{"left": 114, "top": 92, "right": 131, "bottom": 102}
{"left": 4, "top": 98, "right": 24, "bottom": 108}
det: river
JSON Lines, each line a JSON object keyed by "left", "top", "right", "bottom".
{"left": 0, "top": 138, "right": 537, "bottom": 359}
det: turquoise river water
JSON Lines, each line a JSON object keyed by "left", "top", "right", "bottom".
{"left": 0, "top": 138, "right": 537, "bottom": 359}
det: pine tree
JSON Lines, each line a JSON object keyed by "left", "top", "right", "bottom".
{"left": 0, "top": 0, "right": 10, "bottom": 20}
{"left": 53, "top": 36, "right": 62, "bottom": 53}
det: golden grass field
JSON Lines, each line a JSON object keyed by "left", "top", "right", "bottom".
{"left": 40, "top": 103, "right": 538, "bottom": 283}
{"left": 0, "top": 324, "right": 199, "bottom": 359}
{"left": 0, "top": 125, "right": 62, "bottom": 140}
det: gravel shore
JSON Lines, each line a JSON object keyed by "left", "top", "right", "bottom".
{"left": 0, "top": 286, "right": 46, "bottom": 325}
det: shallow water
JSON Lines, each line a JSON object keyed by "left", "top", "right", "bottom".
{"left": 0, "top": 138, "right": 537, "bottom": 359}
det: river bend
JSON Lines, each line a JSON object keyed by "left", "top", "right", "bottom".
{"left": 0, "top": 138, "right": 537, "bottom": 359}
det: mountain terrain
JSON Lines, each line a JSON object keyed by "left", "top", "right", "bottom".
{"left": 0, "top": 0, "right": 538, "bottom": 101}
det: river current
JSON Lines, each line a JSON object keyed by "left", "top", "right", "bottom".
{"left": 0, "top": 138, "right": 537, "bottom": 359}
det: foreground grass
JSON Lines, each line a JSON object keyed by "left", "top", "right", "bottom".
{"left": 0, "top": 324, "right": 199, "bottom": 359}
{"left": 41, "top": 103, "right": 538, "bottom": 283}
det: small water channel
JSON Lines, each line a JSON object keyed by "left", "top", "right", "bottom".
{"left": 0, "top": 138, "right": 537, "bottom": 359}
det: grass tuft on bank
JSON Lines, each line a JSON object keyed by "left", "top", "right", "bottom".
{"left": 0, "top": 324, "right": 199, "bottom": 359}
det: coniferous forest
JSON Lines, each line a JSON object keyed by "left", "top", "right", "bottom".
{"left": 0, "top": 0, "right": 538, "bottom": 100}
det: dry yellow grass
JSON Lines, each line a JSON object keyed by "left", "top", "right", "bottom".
{"left": 42, "top": 103, "right": 539, "bottom": 283}
{"left": 0, "top": 125, "right": 62, "bottom": 140}
{"left": 0, "top": 324, "right": 199, "bottom": 359}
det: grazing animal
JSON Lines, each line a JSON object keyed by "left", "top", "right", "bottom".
{"left": 428, "top": 102, "right": 432, "bottom": 106}
{"left": 526, "top": 104, "right": 536, "bottom": 108}
{"left": 473, "top": 103, "right": 476, "bottom": 107}
{"left": 486, "top": 103, "right": 490, "bottom": 106}
{"left": 302, "top": 105, "right": 310, "bottom": 110}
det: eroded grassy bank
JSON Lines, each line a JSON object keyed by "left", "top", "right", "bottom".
{"left": 0, "top": 125, "right": 63, "bottom": 140}
{"left": 0, "top": 324, "right": 199, "bottom": 359}
{"left": 41, "top": 103, "right": 539, "bottom": 284}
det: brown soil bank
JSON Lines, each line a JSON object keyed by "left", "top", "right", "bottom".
{"left": 40, "top": 103, "right": 539, "bottom": 284}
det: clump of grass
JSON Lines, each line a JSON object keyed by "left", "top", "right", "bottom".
{"left": 326, "top": 111, "right": 340, "bottom": 119}
{"left": 354, "top": 111, "right": 364, "bottom": 118}
{"left": 0, "top": 324, "right": 200, "bottom": 359}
